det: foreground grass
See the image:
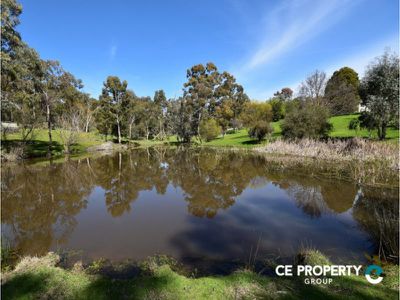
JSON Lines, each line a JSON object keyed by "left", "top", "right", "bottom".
{"left": 1, "top": 253, "right": 398, "bottom": 300}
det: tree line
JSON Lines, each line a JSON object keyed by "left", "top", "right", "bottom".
{"left": 1, "top": 0, "right": 399, "bottom": 160}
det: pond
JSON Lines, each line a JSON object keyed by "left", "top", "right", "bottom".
{"left": 1, "top": 148, "right": 398, "bottom": 273}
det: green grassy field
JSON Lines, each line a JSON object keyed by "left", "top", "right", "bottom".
{"left": 2, "top": 130, "right": 106, "bottom": 158}
{"left": 329, "top": 114, "right": 399, "bottom": 140}
{"left": 2, "top": 253, "right": 398, "bottom": 300}
{"left": 201, "top": 114, "right": 398, "bottom": 148}
{"left": 1, "top": 114, "right": 398, "bottom": 157}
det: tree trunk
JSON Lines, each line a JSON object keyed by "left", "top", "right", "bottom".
{"left": 159, "top": 119, "right": 164, "bottom": 140}
{"left": 146, "top": 125, "right": 149, "bottom": 140}
{"left": 379, "top": 122, "right": 387, "bottom": 140}
{"left": 85, "top": 115, "right": 91, "bottom": 133}
{"left": 117, "top": 116, "right": 122, "bottom": 144}
{"left": 129, "top": 117, "right": 135, "bottom": 140}
{"left": 46, "top": 99, "right": 53, "bottom": 158}
{"left": 197, "top": 111, "right": 202, "bottom": 137}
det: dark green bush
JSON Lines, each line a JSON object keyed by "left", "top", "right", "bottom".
{"left": 281, "top": 102, "right": 332, "bottom": 139}
{"left": 248, "top": 120, "right": 273, "bottom": 142}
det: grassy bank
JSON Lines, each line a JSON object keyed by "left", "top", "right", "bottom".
{"left": 202, "top": 114, "right": 398, "bottom": 148}
{"left": 1, "top": 130, "right": 105, "bottom": 159}
{"left": 1, "top": 114, "right": 398, "bottom": 159}
{"left": 1, "top": 252, "right": 398, "bottom": 300}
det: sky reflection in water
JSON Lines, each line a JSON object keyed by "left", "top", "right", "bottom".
{"left": 2, "top": 148, "right": 398, "bottom": 268}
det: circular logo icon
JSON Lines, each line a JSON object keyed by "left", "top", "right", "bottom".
{"left": 365, "top": 265, "right": 383, "bottom": 284}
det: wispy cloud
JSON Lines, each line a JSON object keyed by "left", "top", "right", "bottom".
{"left": 248, "top": 35, "right": 398, "bottom": 100}
{"left": 109, "top": 45, "right": 117, "bottom": 60}
{"left": 239, "top": 0, "right": 358, "bottom": 72}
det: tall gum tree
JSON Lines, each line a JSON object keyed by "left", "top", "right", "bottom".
{"left": 181, "top": 62, "right": 248, "bottom": 140}
{"left": 101, "top": 76, "right": 129, "bottom": 144}
{"left": 38, "top": 60, "right": 82, "bottom": 157}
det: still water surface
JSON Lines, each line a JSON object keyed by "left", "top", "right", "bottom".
{"left": 2, "top": 148, "right": 398, "bottom": 270}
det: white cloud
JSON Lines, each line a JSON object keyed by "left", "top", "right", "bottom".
{"left": 247, "top": 35, "right": 399, "bottom": 100}
{"left": 239, "top": 0, "right": 358, "bottom": 73}
{"left": 109, "top": 45, "right": 117, "bottom": 60}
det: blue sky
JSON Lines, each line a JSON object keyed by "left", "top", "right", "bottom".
{"left": 19, "top": 0, "right": 398, "bottom": 100}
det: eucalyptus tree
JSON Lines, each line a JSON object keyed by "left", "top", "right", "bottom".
{"left": 153, "top": 89, "right": 168, "bottom": 139}
{"left": 38, "top": 60, "right": 82, "bottom": 156}
{"left": 164, "top": 98, "right": 183, "bottom": 139}
{"left": 183, "top": 62, "right": 219, "bottom": 138}
{"left": 124, "top": 95, "right": 158, "bottom": 140}
{"left": 1, "top": 44, "right": 43, "bottom": 141}
{"left": 181, "top": 62, "right": 248, "bottom": 140}
{"left": 176, "top": 97, "right": 194, "bottom": 142}
{"left": 214, "top": 71, "right": 249, "bottom": 132}
{"left": 125, "top": 90, "right": 139, "bottom": 139}
{"left": 1, "top": 0, "right": 22, "bottom": 56}
{"left": 141, "top": 97, "right": 158, "bottom": 140}
{"left": 1, "top": 0, "right": 43, "bottom": 140}
{"left": 94, "top": 98, "right": 114, "bottom": 141}
{"left": 100, "top": 76, "right": 129, "bottom": 143}
{"left": 77, "top": 94, "right": 97, "bottom": 133}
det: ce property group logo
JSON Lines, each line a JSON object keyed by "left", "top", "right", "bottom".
{"left": 275, "top": 264, "right": 383, "bottom": 285}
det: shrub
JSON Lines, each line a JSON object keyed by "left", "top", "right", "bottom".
{"left": 358, "top": 111, "right": 376, "bottom": 137}
{"left": 199, "top": 119, "right": 221, "bottom": 142}
{"left": 348, "top": 118, "right": 360, "bottom": 135}
{"left": 281, "top": 102, "right": 332, "bottom": 139}
{"left": 248, "top": 121, "right": 273, "bottom": 142}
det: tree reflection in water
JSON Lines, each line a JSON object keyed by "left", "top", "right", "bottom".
{"left": 352, "top": 187, "right": 399, "bottom": 262}
{"left": 1, "top": 148, "right": 398, "bottom": 263}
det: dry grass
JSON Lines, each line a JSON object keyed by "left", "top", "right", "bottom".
{"left": 257, "top": 138, "right": 398, "bottom": 170}
{"left": 253, "top": 138, "right": 398, "bottom": 187}
{"left": 13, "top": 252, "right": 60, "bottom": 272}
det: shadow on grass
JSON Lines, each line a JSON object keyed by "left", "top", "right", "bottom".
{"left": 2, "top": 264, "right": 398, "bottom": 299}
{"left": 2, "top": 139, "right": 64, "bottom": 157}
{"left": 272, "top": 131, "right": 282, "bottom": 137}
{"left": 84, "top": 270, "right": 183, "bottom": 299}
{"left": 112, "top": 138, "right": 130, "bottom": 144}
{"left": 240, "top": 139, "right": 262, "bottom": 145}
{"left": 2, "top": 272, "right": 48, "bottom": 299}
